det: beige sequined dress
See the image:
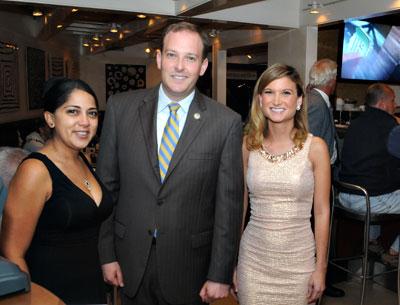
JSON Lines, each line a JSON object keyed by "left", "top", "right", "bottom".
{"left": 238, "top": 134, "right": 315, "bottom": 305}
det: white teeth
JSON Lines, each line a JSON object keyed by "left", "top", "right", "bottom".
{"left": 172, "top": 75, "right": 186, "bottom": 79}
{"left": 270, "top": 107, "right": 285, "bottom": 113}
{"left": 77, "top": 131, "right": 89, "bottom": 136}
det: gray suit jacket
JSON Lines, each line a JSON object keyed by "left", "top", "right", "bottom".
{"left": 307, "top": 89, "right": 336, "bottom": 158}
{"left": 97, "top": 85, "right": 243, "bottom": 304}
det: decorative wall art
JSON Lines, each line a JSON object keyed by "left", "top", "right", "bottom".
{"left": 27, "top": 47, "right": 46, "bottom": 110}
{"left": 48, "top": 55, "right": 65, "bottom": 78}
{"left": 0, "top": 41, "right": 19, "bottom": 114}
{"left": 105, "top": 64, "right": 146, "bottom": 100}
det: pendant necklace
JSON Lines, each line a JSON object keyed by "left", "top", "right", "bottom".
{"left": 83, "top": 178, "right": 92, "bottom": 191}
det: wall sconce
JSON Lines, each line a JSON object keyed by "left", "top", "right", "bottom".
{"left": 309, "top": 1, "right": 323, "bottom": 14}
{"left": 110, "top": 23, "right": 119, "bottom": 33}
{"left": 32, "top": 9, "right": 43, "bottom": 17}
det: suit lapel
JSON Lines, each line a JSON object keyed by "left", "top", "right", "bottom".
{"left": 162, "top": 90, "right": 207, "bottom": 183}
{"left": 138, "top": 87, "right": 160, "bottom": 182}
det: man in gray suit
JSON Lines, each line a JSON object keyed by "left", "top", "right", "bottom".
{"left": 307, "top": 59, "right": 345, "bottom": 298}
{"left": 307, "top": 59, "right": 338, "bottom": 164}
{"left": 97, "top": 22, "right": 243, "bottom": 305}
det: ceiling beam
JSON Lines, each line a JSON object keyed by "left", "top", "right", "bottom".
{"left": 38, "top": 7, "right": 74, "bottom": 41}
{"left": 177, "top": 0, "right": 265, "bottom": 16}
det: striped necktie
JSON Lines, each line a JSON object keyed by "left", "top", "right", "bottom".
{"left": 159, "top": 103, "right": 180, "bottom": 182}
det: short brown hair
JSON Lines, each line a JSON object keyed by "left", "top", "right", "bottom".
{"left": 161, "top": 21, "right": 210, "bottom": 60}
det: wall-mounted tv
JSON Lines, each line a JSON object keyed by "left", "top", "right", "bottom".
{"left": 339, "top": 20, "right": 400, "bottom": 83}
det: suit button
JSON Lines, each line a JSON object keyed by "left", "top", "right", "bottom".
{"left": 157, "top": 199, "right": 164, "bottom": 206}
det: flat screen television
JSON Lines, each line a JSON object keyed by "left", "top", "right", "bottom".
{"left": 339, "top": 20, "right": 400, "bottom": 83}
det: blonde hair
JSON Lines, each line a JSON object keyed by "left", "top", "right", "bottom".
{"left": 245, "top": 63, "right": 308, "bottom": 151}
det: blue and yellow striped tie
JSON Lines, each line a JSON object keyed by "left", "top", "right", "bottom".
{"left": 159, "top": 103, "right": 180, "bottom": 182}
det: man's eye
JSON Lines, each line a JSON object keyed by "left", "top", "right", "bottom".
{"left": 166, "top": 52, "right": 176, "bottom": 58}
{"left": 186, "top": 56, "right": 196, "bottom": 62}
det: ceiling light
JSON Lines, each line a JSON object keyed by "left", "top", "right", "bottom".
{"left": 110, "top": 23, "right": 119, "bottom": 33}
{"left": 92, "top": 34, "right": 100, "bottom": 41}
{"left": 56, "top": 24, "right": 63, "bottom": 29}
{"left": 309, "top": 1, "right": 322, "bottom": 14}
{"left": 83, "top": 42, "right": 90, "bottom": 47}
{"left": 208, "top": 29, "right": 218, "bottom": 38}
{"left": 247, "top": 54, "right": 252, "bottom": 59}
{"left": 32, "top": 9, "right": 43, "bottom": 17}
{"left": 137, "top": 14, "right": 147, "bottom": 19}
{"left": 71, "top": 8, "right": 79, "bottom": 13}
{"left": 119, "top": 32, "right": 124, "bottom": 40}
{"left": 145, "top": 48, "right": 151, "bottom": 54}
{"left": 93, "top": 43, "right": 100, "bottom": 47}
{"left": 105, "top": 37, "right": 112, "bottom": 42}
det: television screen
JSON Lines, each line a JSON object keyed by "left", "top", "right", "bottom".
{"left": 340, "top": 20, "right": 400, "bottom": 83}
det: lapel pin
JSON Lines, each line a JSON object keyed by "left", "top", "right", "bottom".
{"left": 194, "top": 113, "right": 201, "bottom": 120}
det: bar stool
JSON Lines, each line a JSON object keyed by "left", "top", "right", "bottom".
{"left": 329, "top": 180, "right": 400, "bottom": 305}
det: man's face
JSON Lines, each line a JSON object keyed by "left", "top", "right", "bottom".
{"left": 157, "top": 30, "right": 208, "bottom": 101}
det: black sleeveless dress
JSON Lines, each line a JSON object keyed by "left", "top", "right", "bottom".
{"left": 24, "top": 152, "right": 113, "bottom": 304}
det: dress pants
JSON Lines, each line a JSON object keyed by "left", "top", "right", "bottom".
{"left": 121, "top": 240, "right": 205, "bottom": 305}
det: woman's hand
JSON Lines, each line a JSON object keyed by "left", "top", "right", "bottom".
{"left": 230, "top": 267, "right": 238, "bottom": 300}
{"left": 307, "top": 268, "right": 326, "bottom": 304}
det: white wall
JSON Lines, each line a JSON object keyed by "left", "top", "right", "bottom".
{"left": 79, "top": 51, "right": 161, "bottom": 110}
{"left": 268, "top": 26, "right": 318, "bottom": 84}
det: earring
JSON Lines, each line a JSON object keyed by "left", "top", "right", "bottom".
{"left": 296, "top": 104, "right": 301, "bottom": 111}
{"left": 49, "top": 123, "right": 55, "bottom": 128}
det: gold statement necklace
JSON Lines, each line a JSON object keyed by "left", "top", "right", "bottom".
{"left": 259, "top": 142, "right": 304, "bottom": 163}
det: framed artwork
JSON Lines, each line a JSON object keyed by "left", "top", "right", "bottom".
{"left": 105, "top": 64, "right": 146, "bottom": 100}
{"left": 26, "top": 47, "right": 46, "bottom": 110}
{"left": 48, "top": 55, "right": 64, "bottom": 78}
{"left": 0, "top": 41, "right": 19, "bottom": 113}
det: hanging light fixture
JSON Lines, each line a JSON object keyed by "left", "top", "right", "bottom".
{"left": 110, "top": 23, "right": 119, "bottom": 33}
{"left": 92, "top": 33, "right": 100, "bottom": 41}
{"left": 309, "top": 1, "right": 322, "bottom": 14}
{"left": 32, "top": 9, "right": 43, "bottom": 17}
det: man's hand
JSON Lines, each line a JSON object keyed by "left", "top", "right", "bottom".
{"left": 199, "top": 280, "right": 230, "bottom": 303}
{"left": 101, "top": 262, "right": 124, "bottom": 287}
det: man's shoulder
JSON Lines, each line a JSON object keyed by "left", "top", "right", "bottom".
{"left": 198, "top": 92, "right": 241, "bottom": 121}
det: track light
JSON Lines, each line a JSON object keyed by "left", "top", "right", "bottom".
{"left": 32, "top": 9, "right": 43, "bottom": 17}
{"left": 110, "top": 23, "right": 119, "bottom": 33}
{"left": 309, "top": 1, "right": 322, "bottom": 14}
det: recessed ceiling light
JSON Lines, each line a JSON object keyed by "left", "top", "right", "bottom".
{"left": 110, "top": 23, "right": 119, "bottom": 33}
{"left": 137, "top": 14, "right": 146, "bottom": 19}
{"left": 56, "top": 24, "right": 63, "bottom": 29}
{"left": 71, "top": 8, "right": 79, "bottom": 13}
{"left": 145, "top": 47, "right": 151, "bottom": 54}
{"left": 32, "top": 9, "right": 43, "bottom": 17}
{"left": 247, "top": 54, "right": 252, "bottom": 59}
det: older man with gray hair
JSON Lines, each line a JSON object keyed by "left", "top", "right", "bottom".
{"left": 307, "top": 58, "right": 338, "bottom": 164}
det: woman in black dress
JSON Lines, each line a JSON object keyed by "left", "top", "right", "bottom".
{"left": 1, "top": 78, "right": 113, "bottom": 304}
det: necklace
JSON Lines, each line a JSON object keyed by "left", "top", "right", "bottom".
{"left": 259, "top": 143, "right": 304, "bottom": 163}
{"left": 83, "top": 178, "right": 92, "bottom": 191}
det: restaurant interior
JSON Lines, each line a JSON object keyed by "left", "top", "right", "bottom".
{"left": 0, "top": 0, "right": 399, "bottom": 304}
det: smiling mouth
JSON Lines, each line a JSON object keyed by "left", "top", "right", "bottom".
{"left": 171, "top": 75, "right": 187, "bottom": 80}
{"left": 76, "top": 131, "right": 90, "bottom": 137}
{"left": 270, "top": 107, "right": 285, "bottom": 113}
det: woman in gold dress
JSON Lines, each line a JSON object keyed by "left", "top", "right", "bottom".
{"left": 236, "top": 63, "right": 330, "bottom": 305}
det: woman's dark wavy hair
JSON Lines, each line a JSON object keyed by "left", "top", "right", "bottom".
{"left": 43, "top": 78, "right": 98, "bottom": 113}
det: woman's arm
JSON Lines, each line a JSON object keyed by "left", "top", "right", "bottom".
{"left": 307, "top": 136, "right": 331, "bottom": 303}
{"left": 0, "top": 159, "right": 51, "bottom": 273}
{"left": 241, "top": 138, "right": 250, "bottom": 233}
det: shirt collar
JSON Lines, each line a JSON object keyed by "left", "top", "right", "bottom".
{"left": 158, "top": 84, "right": 194, "bottom": 114}
{"left": 313, "top": 88, "right": 331, "bottom": 108}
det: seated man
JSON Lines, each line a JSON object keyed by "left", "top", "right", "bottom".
{"left": 339, "top": 83, "right": 399, "bottom": 265}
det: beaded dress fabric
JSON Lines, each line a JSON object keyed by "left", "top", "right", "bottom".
{"left": 238, "top": 134, "right": 315, "bottom": 305}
